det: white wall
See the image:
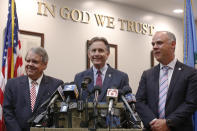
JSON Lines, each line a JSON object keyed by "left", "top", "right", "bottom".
{"left": 0, "top": 0, "right": 183, "bottom": 93}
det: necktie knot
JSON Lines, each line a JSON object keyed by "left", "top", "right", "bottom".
{"left": 162, "top": 66, "right": 169, "bottom": 71}
{"left": 97, "top": 70, "right": 102, "bottom": 75}
{"left": 31, "top": 81, "right": 37, "bottom": 86}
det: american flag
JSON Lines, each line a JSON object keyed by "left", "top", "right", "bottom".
{"left": 0, "top": 0, "right": 23, "bottom": 130}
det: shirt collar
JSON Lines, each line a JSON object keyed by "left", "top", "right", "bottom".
{"left": 28, "top": 74, "right": 44, "bottom": 85}
{"left": 93, "top": 64, "right": 108, "bottom": 75}
{"left": 160, "top": 58, "right": 177, "bottom": 70}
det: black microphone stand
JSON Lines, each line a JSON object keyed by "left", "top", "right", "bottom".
{"left": 91, "top": 95, "right": 98, "bottom": 131}
{"left": 79, "top": 83, "right": 90, "bottom": 128}
{"left": 89, "top": 86, "right": 101, "bottom": 131}
{"left": 65, "top": 96, "right": 72, "bottom": 128}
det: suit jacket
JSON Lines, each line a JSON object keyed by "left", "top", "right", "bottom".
{"left": 74, "top": 65, "right": 129, "bottom": 102}
{"left": 3, "top": 75, "right": 63, "bottom": 131}
{"left": 136, "top": 61, "right": 197, "bottom": 131}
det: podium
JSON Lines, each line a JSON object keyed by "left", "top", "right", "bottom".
{"left": 54, "top": 102, "right": 125, "bottom": 128}
{"left": 31, "top": 127, "right": 142, "bottom": 131}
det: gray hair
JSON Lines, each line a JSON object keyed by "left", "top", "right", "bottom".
{"left": 88, "top": 37, "right": 110, "bottom": 52}
{"left": 157, "top": 31, "right": 176, "bottom": 43}
{"left": 166, "top": 31, "right": 176, "bottom": 43}
{"left": 26, "top": 47, "right": 48, "bottom": 63}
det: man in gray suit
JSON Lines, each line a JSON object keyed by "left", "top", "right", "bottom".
{"left": 136, "top": 31, "right": 197, "bottom": 131}
{"left": 3, "top": 47, "right": 63, "bottom": 131}
{"left": 74, "top": 37, "right": 129, "bottom": 102}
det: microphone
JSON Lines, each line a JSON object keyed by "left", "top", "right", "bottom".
{"left": 79, "top": 77, "right": 92, "bottom": 127}
{"left": 81, "top": 76, "right": 92, "bottom": 88}
{"left": 78, "top": 76, "right": 92, "bottom": 111}
{"left": 125, "top": 92, "right": 136, "bottom": 111}
{"left": 28, "top": 85, "right": 65, "bottom": 126}
{"left": 63, "top": 82, "right": 79, "bottom": 99}
{"left": 92, "top": 85, "right": 101, "bottom": 103}
{"left": 60, "top": 82, "right": 79, "bottom": 112}
{"left": 62, "top": 82, "right": 79, "bottom": 128}
{"left": 119, "top": 86, "right": 141, "bottom": 127}
{"left": 47, "top": 85, "right": 65, "bottom": 107}
{"left": 106, "top": 88, "right": 118, "bottom": 114}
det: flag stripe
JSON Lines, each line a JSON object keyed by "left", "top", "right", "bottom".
{"left": 0, "top": 0, "right": 23, "bottom": 130}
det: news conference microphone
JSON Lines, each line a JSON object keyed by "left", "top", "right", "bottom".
{"left": 78, "top": 76, "right": 92, "bottom": 111}
{"left": 106, "top": 88, "right": 118, "bottom": 114}
{"left": 81, "top": 76, "right": 92, "bottom": 88}
{"left": 63, "top": 82, "right": 79, "bottom": 99}
{"left": 119, "top": 86, "right": 140, "bottom": 122}
{"left": 92, "top": 85, "right": 101, "bottom": 103}
{"left": 47, "top": 85, "right": 65, "bottom": 108}
{"left": 60, "top": 82, "right": 79, "bottom": 112}
{"left": 125, "top": 92, "right": 136, "bottom": 111}
{"left": 28, "top": 85, "right": 65, "bottom": 126}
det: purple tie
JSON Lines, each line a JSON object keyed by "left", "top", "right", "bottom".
{"left": 96, "top": 70, "right": 102, "bottom": 87}
{"left": 158, "top": 66, "right": 169, "bottom": 118}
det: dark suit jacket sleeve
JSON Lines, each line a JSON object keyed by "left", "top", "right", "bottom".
{"left": 3, "top": 79, "right": 21, "bottom": 131}
{"left": 166, "top": 69, "right": 197, "bottom": 127}
{"left": 120, "top": 72, "right": 129, "bottom": 88}
{"left": 135, "top": 71, "right": 157, "bottom": 128}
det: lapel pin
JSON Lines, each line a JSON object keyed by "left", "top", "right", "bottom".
{"left": 178, "top": 67, "right": 182, "bottom": 71}
{"left": 108, "top": 74, "right": 111, "bottom": 77}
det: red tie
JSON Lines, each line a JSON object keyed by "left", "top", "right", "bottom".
{"left": 30, "top": 81, "right": 37, "bottom": 112}
{"left": 96, "top": 70, "right": 102, "bottom": 87}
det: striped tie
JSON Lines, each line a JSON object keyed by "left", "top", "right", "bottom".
{"left": 158, "top": 66, "right": 169, "bottom": 118}
{"left": 30, "top": 81, "right": 37, "bottom": 112}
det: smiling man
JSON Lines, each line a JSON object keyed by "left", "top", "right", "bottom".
{"left": 74, "top": 37, "right": 129, "bottom": 102}
{"left": 136, "top": 31, "right": 197, "bottom": 131}
{"left": 3, "top": 47, "right": 63, "bottom": 131}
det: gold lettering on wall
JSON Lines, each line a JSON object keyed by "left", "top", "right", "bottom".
{"left": 95, "top": 14, "right": 105, "bottom": 27}
{"left": 127, "top": 21, "right": 134, "bottom": 32}
{"left": 118, "top": 18, "right": 125, "bottom": 31}
{"left": 106, "top": 16, "right": 115, "bottom": 29}
{"left": 37, "top": 0, "right": 155, "bottom": 36}
{"left": 37, "top": 2, "right": 43, "bottom": 15}
{"left": 37, "top": 2, "right": 55, "bottom": 17}
{"left": 81, "top": 11, "right": 90, "bottom": 24}
{"left": 134, "top": 22, "right": 142, "bottom": 34}
{"left": 60, "top": 7, "right": 70, "bottom": 19}
{"left": 71, "top": 9, "right": 82, "bottom": 22}
{"left": 94, "top": 14, "right": 115, "bottom": 29}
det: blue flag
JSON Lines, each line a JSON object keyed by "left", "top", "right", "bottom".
{"left": 184, "top": 0, "right": 197, "bottom": 130}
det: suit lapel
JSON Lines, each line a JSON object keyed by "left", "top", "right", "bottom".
{"left": 86, "top": 68, "right": 94, "bottom": 94}
{"left": 153, "top": 64, "right": 160, "bottom": 114}
{"left": 166, "top": 61, "right": 183, "bottom": 106}
{"left": 98, "top": 66, "right": 113, "bottom": 101}
{"left": 20, "top": 76, "right": 32, "bottom": 113}
{"left": 33, "top": 75, "right": 49, "bottom": 112}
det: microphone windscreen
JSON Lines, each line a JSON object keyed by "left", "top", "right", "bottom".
{"left": 84, "top": 76, "right": 92, "bottom": 84}
{"left": 92, "top": 85, "right": 101, "bottom": 94}
{"left": 125, "top": 93, "right": 136, "bottom": 103}
{"left": 63, "top": 83, "right": 79, "bottom": 99}
{"left": 122, "top": 85, "right": 132, "bottom": 95}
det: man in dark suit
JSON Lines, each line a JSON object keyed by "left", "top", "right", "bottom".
{"left": 74, "top": 36, "right": 129, "bottom": 102}
{"left": 136, "top": 31, "right": 197, "bottom": 131}
{"left": 3, "top": 47, "right": 63, "bottom": 131}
